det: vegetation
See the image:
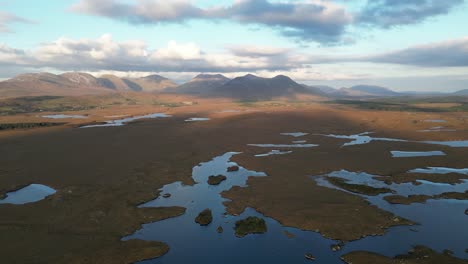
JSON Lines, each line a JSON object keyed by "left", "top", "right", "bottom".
{"left": 343, "top": 246, "right": 468, "bottom": 264}
{"left": 384, "top": 191, "right": 468, "bottom": 205}
{"left": 0, "top": 122, "right": 65, "bottom": 130}
{"left": 207, "top": 175, "right": 227, "bottom": 185}
{"left": 234, "top": 216, "right": 267, "bottom": 237}
{"left": 195, "top": 209, "right": 213, "bottom": 226}
{"left": 227, "top": 166, "right": 239, "bottom": 172}
{"left": 327, "top": 177, "right": 392, "bottom": 196}
{"left": 0, "top": 93, "right": 183, "bottom": 115}
{"left": 328, "top": 97, "right": 468, "bottom": 112}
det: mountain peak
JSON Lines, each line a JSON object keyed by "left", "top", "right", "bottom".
{"left": 243, "top": 74, "right": 260, "bottom": 79}
{"left": 193, "top": 74, "right": 229, "bottom": 81}
{"left": 141, "top": 74, "right": 169, "bottom": 82}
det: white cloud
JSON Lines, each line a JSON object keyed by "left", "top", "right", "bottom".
{"left": 152, "top": 41, "right": 201, "bottom": 60}
{"left": 70, "top": 0, "right": 353, "bottom": 43}
{"left": 0, "top": 11, "right": 34, "bottom": 33}
{"left": 0, "top": 34, "right": 304, "bottom": 73}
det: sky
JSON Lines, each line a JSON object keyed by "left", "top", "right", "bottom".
{"left": 0, "top": 0, "right": 468, "bottom": 92}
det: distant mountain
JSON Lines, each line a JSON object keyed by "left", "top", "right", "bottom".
{"left": 0, "top": 72, "right": 177, "bottom": 98}
{"left": 453, "top": 89, "right": 468, "bottom": 95}
{"left": 314, "top": 85, "right": 338, "bottom": 94}
{"left": 0, "top": 72, "right": 110, "bottom": 98}
{"left": 97, "top": 74, "right": 177, "bottom": 92}
{"left": 173, "top": 74, "right": 230, "bottom": 94}
{"left": 129, "top": 75, "right": 177, "bottom": 92}
{"left": 333, "top": 85, "right": 401, "bottom": 97}
{"left": 213, "top": 74, "right": 315, "bottom": 100}
{"left": 302, "top": 84, "right": 335, "bottom": 95}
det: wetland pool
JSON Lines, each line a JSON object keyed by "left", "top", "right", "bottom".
{"left": 124, "top": 153, "right": 468, "bottom": 263}
{"left": 0, "top": 184, "right": 56, "bottom": 205}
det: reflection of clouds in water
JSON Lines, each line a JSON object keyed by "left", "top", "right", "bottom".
{"left": 255, "top": 150, "right": 293, "bottom": 157}
{"left": 280, "top": 132, "right": 309, "bottom": 138}
{"left": 43, "top": 114, "right": 87, "bottom": 119}
{"left": 391, "top": 151, "right": 446, "bottom": 157}
{"left": 409, "top": 167, "right": 468, "bottom": 175}
{"left": 0, "top": 184, "right": 56, "bottom": 205}
{"left": 249, "top": 144, "right": 318, "bottom": 148}
{"left": 313, "top": 170, "right": 468, "bottom": 258}
{"left": 125, "top": 153, "right": 468, "bottom": 263}
{"left": 319, "top": 132, "right": 468, "bottom": 148}
{"left": 314, "top": 170, "right": 468, "bottom": 197}
{"left": 321, "top": 132, "right": 406, "bottom": 147}
{"left": 81, "top": 113, "right": 170, "bottom": 128}
{"left": 185, "top": 118, "right": 210, "bottom": 122}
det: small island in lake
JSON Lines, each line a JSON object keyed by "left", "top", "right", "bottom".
{"left": 195, "top": 209, "right": 213, "bottom": 226}
{"left": 208, "top": 175, "right": 227, "bottom": 185}
{"left": 234, "top": 216, "right": 267, "bottom": 237}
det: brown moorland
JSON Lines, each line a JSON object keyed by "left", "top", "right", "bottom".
{"left": 0, "top": 94, "right": 467, "bottom": 263}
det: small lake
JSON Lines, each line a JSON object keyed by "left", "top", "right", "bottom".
{"left": 422, "top": 140, "right": 468, "bottom": 148}
{"left": 255, "top": 150, "right": 293, "bottom": 157}
{"left": 80, "top": 113, "right": 171, "bottom": 128}
{"left": 248, "top": 144, "right": 318, "bottom": 148}
{"left": 409, "top": 167, "right": 468, "bottom": 175}
{"left": 418, "top": 126, "right": 455, "bottom": 132}
{"left": 42, "top": 114, "right": 87, "bottom": 119}
{"left": 391, "top": 151, "right": 446, "bottom": 158}
{"left": 320, "top": 132, "right": 406, "bottom": 147}
{"left": 281, "top": 132, "right": 309, "bottom": 138}
{"left": 0, "top": 184, "right": 56, "bottom": 205}
{"left": 185, "top": 118, "right": 211, "bottom": 122}
{"left": 293, "top": 140, "right": 307, "bottom": 144}
{"left": 319, "top": 132, "right": 468, "bottom": 148}
{"left": 425, "top": 119, "right": 447, "bottom": 123}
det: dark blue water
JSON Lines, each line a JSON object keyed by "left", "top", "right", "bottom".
{"left": 315, "top": 170, "right": 468, "bottom": 258}
{"left": 124, "top": 153, "right": 468, "bottom": 263}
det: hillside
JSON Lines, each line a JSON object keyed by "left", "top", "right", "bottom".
{"left": 172, "top": 74, "right": 230, "bottom": 94}
{"left": 0, "top": 72, "right": 177, "bottom": 98}
{"left": 213, "top": 74, "right": 316, "bottom": 100}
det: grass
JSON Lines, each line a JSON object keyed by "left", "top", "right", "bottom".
{"left": 0, "top": 122, "right": 65, "bottom": 130}
{"left": 327, "top": 177, "right": 392, "bottom": 196}
{"left": 384, "top": 191, "right": 468, "bottom": 205}
{"left": 328, "top": 97, "right": 468, "bottom": 112}
{"left": 195, "top": 209, "right": 213, "bottom": 226}
{"left": 234, "top": 216, "right": 267, "bottom": 237}
{"left": 207, "top": 175, "right": 227, "bottom": 185}
{"left": 0, "top": 93, "right": 183, "bottom": 115}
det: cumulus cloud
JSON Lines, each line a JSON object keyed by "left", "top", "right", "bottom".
{"left": 366, "top": 37, "right": 468, "bottom": 67}
{"left": 70, "top": 0, "right": 352, "bottom": 43}
{"left": 0, "top": 45, "right": 26, "bottom": 62}
{"left": 227, "top": 45, "right": 290, "bottom": 58}
{"left": 2, "top": 34, "right": 468, "bottom": 84}
{"left": 0, "top": 11, "right": 34, "bottom": 33}
{"left": 0, "top": 34, "right": 305, "bottom": 73}
{"left": 358, "top": 0, "right": 464, "bottom": 28}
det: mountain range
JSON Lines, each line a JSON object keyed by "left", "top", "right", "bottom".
{"left": 0, "top": 72, "right": 177, "bottom": 98}
{"left": 0, "top": 72, "right": 466, "bottom": 99}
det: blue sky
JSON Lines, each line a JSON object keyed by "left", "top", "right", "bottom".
{"left": 1, "top": 0, "right": 468, "bottom": 91}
